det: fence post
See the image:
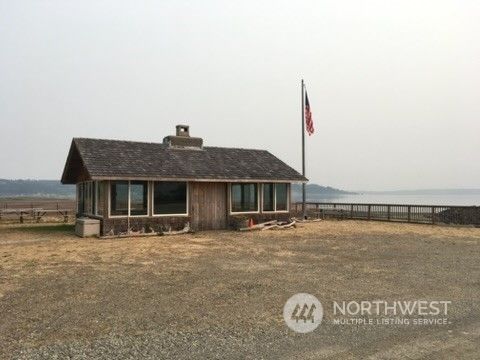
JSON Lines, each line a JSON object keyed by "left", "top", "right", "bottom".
{"left": 367, "top": 205, "right": 371, "bottom": 220}
{"left": 350, "top": 204, "right": 354, "bottom": 219}
{"left": 431, "top": 206, "right": 435, "bottom": 224}
{"left": 407, "top": 206, "right": 411, "bottom": 222}
{"left": 387, "top": 205, "right": 391, "bottom": 220}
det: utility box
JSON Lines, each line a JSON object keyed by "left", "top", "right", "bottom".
{"left": 75, "top": 217, "right": 100, "bottom": 237}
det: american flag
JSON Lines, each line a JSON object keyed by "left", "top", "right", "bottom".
{"left": 305, "top": 91, "right": 314, "bottom": 136}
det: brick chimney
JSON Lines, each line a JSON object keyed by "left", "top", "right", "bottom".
{"left": 176, "top": 125, "right": 190, "bottom": 137}
{"left": 163, "top": 125, "right": 203, "bottom": 149}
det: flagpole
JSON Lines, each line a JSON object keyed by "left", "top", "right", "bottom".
{"left": 301, "top": 79, "right": 306, "bottom": 219}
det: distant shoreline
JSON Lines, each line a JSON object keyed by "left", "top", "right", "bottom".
{"left": 2, "top": 179, "right": 479, "bottom": 201}
{"left": 359, "top": 189, "right": 480, "bottom": 195}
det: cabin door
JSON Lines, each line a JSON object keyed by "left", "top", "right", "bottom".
{"left": 190, "top": 182, "right": 228, "bottom": 230}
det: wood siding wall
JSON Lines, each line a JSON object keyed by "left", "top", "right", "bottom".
{"left": 190, "top": 182, "right": 227, "bottom": 230}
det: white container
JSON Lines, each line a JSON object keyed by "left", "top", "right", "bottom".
{"left": 75, "top": 217, "right": 100, "bottom": 237}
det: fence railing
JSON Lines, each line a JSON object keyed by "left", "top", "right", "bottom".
{"left": 0, "top": 199, "right": 76, "bottom": 223}
{"left": 293, "top": 202, "right": 480, "bottom": 226}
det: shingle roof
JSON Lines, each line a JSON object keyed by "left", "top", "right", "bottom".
{"left": 61, "top": 138, "right": 307, "bottom": 184}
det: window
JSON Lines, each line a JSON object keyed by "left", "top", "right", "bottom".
{"left": 92, "top": 182, "right": 97, "bottom": 215}
{"left": 77, "top": 182, "right": 93, "bottom": 215}
{"left": 77, "top": 183, "right": 85, "bottom": 214}
{"left": 275, "top": 183, "right": 288, "bottom": 211}
{"left": 153, "top": 182, "right": 187, "bottom": 215}
{"left": 85, "top": 182, "right": 92, "bottom": 214}
{"left": 263, "top": 183, "right": 274, "bottom": 211}
{"left": 95, "top": 181, "right": 105, "bottom": 216}
{"left": 231, "top": 183, "right": 258, "bottom": 213}
{"left": 110, "top": 181, "right": 129, "bottom": 216}
{"left": 77, "top": 181, "right": 105, "bottom": 217}
{"left": 130, "top": 181, "right": 148, "bottom": 216}
{"left": 262, "top": 183, "right": 289, "bottom": 212}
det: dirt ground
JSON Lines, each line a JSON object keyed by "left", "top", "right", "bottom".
{"left": 0, "top": 220, "right": 479, "bottom": 359}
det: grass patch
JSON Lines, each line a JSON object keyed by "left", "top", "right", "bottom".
{"left": 23, "top": 259, "right": 38, "bottom": 267}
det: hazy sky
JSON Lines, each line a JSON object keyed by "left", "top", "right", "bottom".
{"left": 1, "top": 1, "right": 479, "bottom": 191}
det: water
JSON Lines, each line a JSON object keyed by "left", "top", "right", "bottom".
{"left": 299, "top": 193, "right": 480, "bottom": 206}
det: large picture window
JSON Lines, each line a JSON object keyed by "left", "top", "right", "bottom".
{"left": 275, "top": 183, "right": 288, "bottom": 211}
{"left": 130, "top": 181, "right": 148, "bottom": 216}
{"left": 262, "top": 183, "right": 289, "bottom": 212}
{"left": 110, "top": 181, "right": 129, "bottom": 216}
{"left": 153, "top": 182, "right": 187, "bottom": 215}
{"left": 262, "top": 183, "right": 274, "bottom": 212}
{"left": 231, "top": 183, "right": 258, "bottom": 213}
{"left": 109, "top": 181, "right": 149, "bottom": 216}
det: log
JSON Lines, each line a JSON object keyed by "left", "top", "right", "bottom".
{"left": 261, "top": 224, "right": 280, "bottom": 231}
{"left": 239, "top": 220, "right": 278, "bottom": 231}
{"left": 161, "top": 223, "right": 190, "bottom": 236}
{"left": 292, "top": 217, "right": 322, "bottom": 223}
{"left": 261, "top": 220, "right": 296, "bottom": 230}
{"left": 275, "top": 220, "right": 296, "bottom": 229}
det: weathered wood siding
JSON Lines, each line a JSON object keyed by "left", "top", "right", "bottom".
{"left": 190, "top": 182, "right": 227, "bottom": 231}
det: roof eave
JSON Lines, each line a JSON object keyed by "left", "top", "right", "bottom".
{"left": 88, "top": 175, "right": 308, "bottom": 183}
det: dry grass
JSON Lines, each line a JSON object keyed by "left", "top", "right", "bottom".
{"left": 0, "top": 220, "right": 479, "bottom": 359}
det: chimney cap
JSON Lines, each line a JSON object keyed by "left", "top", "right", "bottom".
{"left": 176, "top": 125, "right": 190, "bottom": 137}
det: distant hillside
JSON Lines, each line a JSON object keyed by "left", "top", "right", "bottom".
{"left": 0, "top": 179, "right": 353, "bottom": 200}
{"left": 292, "top": 184, "right": 355, "bottom": 201}
{"left": 0, "top": 179, "right": 75, "bottom": 198}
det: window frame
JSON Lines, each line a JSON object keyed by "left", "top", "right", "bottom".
{"left": 94, "top": 181, "right": 105, "bottom": 217}
{"left": 274, "top": 183, "right": 289, "bottom": 212}
{"left": 262, "top": 183, "right": 275, "bottom": 212}
{"left": 84, "top": 181, "right": 91, "bottom": 215}
{"left": 129, "top": 180, "right": 149, "bottom": 217}
{"left": 77, "top": 181, "right": 96, "bottom": 216}
{"left": 151, "top": 181, "right": 189, "bottom": 217}
{"left": 261, "top": 183, "right": 290, "bottom": 213}
{"left": 108, "top": 180, "right": 150, "bottom": 218}
{"left": 77, "top": 182, "right": 85, "bottom": 215}
{"left": 229, "top": 183, "right": 260, "bottom": 215}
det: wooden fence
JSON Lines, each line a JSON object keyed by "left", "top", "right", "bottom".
{"left": 0, "top": 199, "right": 76, "bottom": 223}
{"left": 293, "top": 202, "right": 480, "bottom": 226}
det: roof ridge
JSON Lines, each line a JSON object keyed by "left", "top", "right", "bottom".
{"left": 73, "top": 137, "right": 269, "bottom": 152}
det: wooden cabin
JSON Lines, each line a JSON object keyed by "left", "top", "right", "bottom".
{"left": 61, "top": 125, "right": 307, "bottom": 235}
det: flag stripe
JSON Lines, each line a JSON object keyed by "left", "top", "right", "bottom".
{"left": 305, "top": 91, "right": 314, "bottom": 136}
